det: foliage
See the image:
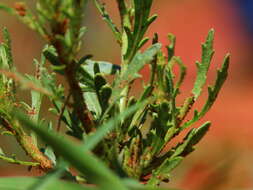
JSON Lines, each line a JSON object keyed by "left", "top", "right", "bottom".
{"left": 0, "top": 0, "right": 229, "bottom": 189}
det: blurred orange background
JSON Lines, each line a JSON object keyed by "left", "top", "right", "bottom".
{"left": 1, "top": 0, "right": 253, "bottom": 189}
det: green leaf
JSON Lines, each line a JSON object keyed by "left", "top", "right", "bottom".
{"left": 127, "top": 86, "right": 153, "bottom": 131}
{"left": 0, "top": 177, "right": 178, "bottom": 190}
{"left": 192, "top": 29, "right": 215, "bottom": 99}
{"left": 82, "top": 60, "right": 120, "bottom": 76}
{"left": 43, "top": 46, "right": 65, "bottom": 74}
{"left": 78, "top": 26, "right": 87, "bottom": 41}
{"left": 27, "top": 162, "right": 66, "bottom": 190}
{"left": 124, "top": 0, "right": 155, "bottom": 61}
{"left": 172, "top": 122, "right": 211, "bottom": 158}
{"left": 199, "top": 54, "right": 230, "bottom": 118}
{"left": 0, "top": 44, "right": 9, "bottom": 69}
{"left": 29, "top": 57, "right": 46, "bottom": 124}
{"left": 78, "top": 66, "right": 95, "bottom": 91}
{"left": 31, "top": 86, "right": 42, "bottom": 121}
{"left": 121, "top": 43, "right": 161, "bottom": 82}
{"left": 165, "top": 64, "right": 174, "bottom": 98}
{"left": 138, "top": 37, "right": 149, "bottom": 49}
{"left": 0, "top": 147, "right": 5, "bottom": 156}
{"left": 2, "top": 28, "right": 13, "bottom": 68}
{"left": 183, "top": 122, "right": 211, "bottom": 152}
{"left": 168, "top": 56, "right": 186, "bottom": 92}
{"left": 166, "top": 34, "right": 176, "bottom": 62}
{"left": 0, "top": 177, "right": 98, "bottom": 190}
{"left": 94, "top": 62, "right": 100, "bottom": 75}
{"left": 148, "top": 157, "right": 183, "bottom": 186}
{"left": 1, "top": 130, "right": 14, "bottom": 136}
{"left": 84, "top": 92, "right": 102, "bottom": 119}
{"left": 0, "top": 71, "right": 52, "bottom": 96}
{"left": 44, "top": 146, "right": 56, "bottom": 165}
{"left": 84, "top": 101, "right": 146, "bottom": 151}
{"left": 181, "top": 54, "right": 229, "bottom": 130}
{"left": 1, "top": 2, "right": 48, "bottom": 37}
{"left": 94, "top": 74, "right": 107, "bottom": 92}
{"left": 15, "top": 111, "right": 128, "bottom": 190}
{"left": 93, "top": 0, "right": 121, "bottom": 43}
{"left": 147, "top": 131, "right": 165, "bottom": 157}
{"left": 36, "top": 0, "right": 53, "bottom": 25}
{"left": 139, "top": 85, "right": 154, "bottom": 102}
{"left": 123, "top": 26, "right": 134, "bottom": 56}
{"left": 64, "top": 28, "right": 74, "bottom": 48}
{"left": 0, "top": 150, "right": 39, "bottom": 167}
{"left": 99, "top": 85, "right": 112, "bottom": 112}
{"left": 177, "top": 96, "right": 195, "bottom": 124}
{"left": 43, "top": 46, "right": 62, "bottom": 66}
{"left": 115, "top": 0, "right": 129, "bottom": 28}
{"left": 0, "top": 4, "right": 15, "bottom": 14}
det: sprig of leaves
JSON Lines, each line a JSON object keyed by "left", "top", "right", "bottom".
{"left": 0, "top": 0, "right": 230, "bottom": 189}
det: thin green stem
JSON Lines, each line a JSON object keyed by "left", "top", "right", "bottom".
{"left": 0, "top": 154, "right": 40, "bottom": 167}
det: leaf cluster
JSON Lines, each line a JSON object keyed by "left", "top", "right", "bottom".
{"left": 0, "top": 0, "right": 229, "bottom": 190}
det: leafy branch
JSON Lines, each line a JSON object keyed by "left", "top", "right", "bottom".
{"left": 0, "top": 0, "right": 230, "bottom": 189}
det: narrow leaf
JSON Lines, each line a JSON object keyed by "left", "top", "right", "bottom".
{"left": 82, "top": 60, "right": 121, "bottom": 76}
{"left": 199, "top": 54, "right": 230, "bottom": 118}
{"left": 2, "top": 28, "right": 13, "bottom": 68}
{"left": 84, "top": 101, "right": 146, "bottom": 151}
{"left": 0, "top": 177, "right": 97, "bottom": 190}
{"left": 93, "top": 0, "right": 121, "bottom": 43}
{"left": 166, "top": 34, "right": 176, "bottom": 62}
{"left": 15, "top": 111, "right": 128, "bottom": 190}
{"left": 148, "top": 157, "right": 183, "bottom": 186}
{"left": 173, "top": 122, "right": 211, "bottom": 158}
{"left": 121, "top": 43, "right": 161, "bottom": 82}
{"left": 192, "top": 29, "right": 215, "bottom": 99}
{"left": 84, "top": 92, "right": 102, "bottom": 119}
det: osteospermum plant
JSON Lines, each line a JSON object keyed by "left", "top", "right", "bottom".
{"left": 0, "top": 1, "right": 229, "bottom": 190}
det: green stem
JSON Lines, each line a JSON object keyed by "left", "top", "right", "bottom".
{"left": 0, "top": 154, "right": 39, "bottom": 167}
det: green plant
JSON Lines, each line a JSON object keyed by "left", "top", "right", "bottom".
{"left": 0, "top": 1, "right": 229, "bottom": 190}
